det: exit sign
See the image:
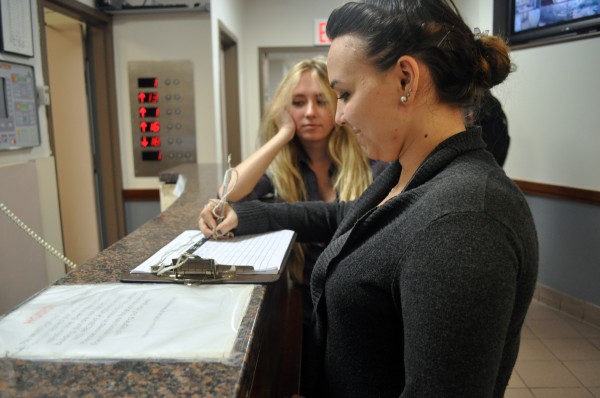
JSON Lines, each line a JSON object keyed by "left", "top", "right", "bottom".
{"left": 314, "top": 19, "right": 331, "bottom": 46}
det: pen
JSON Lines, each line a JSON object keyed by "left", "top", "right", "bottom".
{"left": 186, "top": 235, "right": 211, "bottom": 255}
{"left": 210, "top": 154, "right": 236, "bottom": 232}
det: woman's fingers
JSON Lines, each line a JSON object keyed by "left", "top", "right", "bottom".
{"left": 198, "top": 199, "right": 238, "bottom": 238}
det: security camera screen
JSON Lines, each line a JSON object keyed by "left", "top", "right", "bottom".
{"left": 514, "top": 0, "right": 600, "bottom": 32}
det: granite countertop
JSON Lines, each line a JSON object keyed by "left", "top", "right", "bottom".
{"left": 0, "top": 164, "right": 269, "bottom": 397}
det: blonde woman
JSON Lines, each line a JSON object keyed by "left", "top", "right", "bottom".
{"left": 221, "top": 56, "right": 385, "bottom": 205}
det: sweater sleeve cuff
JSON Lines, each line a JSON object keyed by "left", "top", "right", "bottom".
{"left": 230, "top": 201, "right": 269, "bottom": 235}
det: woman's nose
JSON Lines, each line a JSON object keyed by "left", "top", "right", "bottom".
{"left": 305, "top": 100, "right": 316, "bottom": 116}
{"left": 335, "top": 106, "right": 345, "bottom": 125}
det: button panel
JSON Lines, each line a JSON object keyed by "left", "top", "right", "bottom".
{"left": 128, "top": 60, "right": 196, "bottom": 177}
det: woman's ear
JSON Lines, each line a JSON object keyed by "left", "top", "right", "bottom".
{"left": 396, "top": 55, "right": 419, "bottom": 104}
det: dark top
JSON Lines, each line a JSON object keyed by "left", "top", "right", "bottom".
{"left": 239, "top": 153, "right": 389, "bottom": 324}
{"left": 468, "top": 91, "right": 510, "bottom": 167}
{"left": 231, "top": 128, "right": 538, "bottom": 397}
{"left": 238, "top": 154, "right": 389, "bottom": 203}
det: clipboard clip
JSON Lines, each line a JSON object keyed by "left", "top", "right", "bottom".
{"left": 150, "top": 254, "right": 253, "bottom": 284}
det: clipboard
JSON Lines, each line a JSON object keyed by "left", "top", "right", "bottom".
{"left": 120, "top": 230, "right": 296, "bottom": 285}
{"left": 120, "top": 269, "right": 287, "bottom": 284}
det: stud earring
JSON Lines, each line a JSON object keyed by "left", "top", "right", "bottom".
{"left": 401, "top": 88, "right": 412, "bottom": 104}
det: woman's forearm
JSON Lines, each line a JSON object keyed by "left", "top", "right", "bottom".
{"left": 222, "top": 127, "right": 294, "bottom": 201}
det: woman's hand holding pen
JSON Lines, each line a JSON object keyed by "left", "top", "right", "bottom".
{"left": 200, "top": 109, "right": 292, "bottom": 238}
{"left": 199, "top": 198, "right": 238, "bottom": 239}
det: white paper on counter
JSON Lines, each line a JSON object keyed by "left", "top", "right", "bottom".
{"left": 173, "top": 174, "right": 186, "bottom": 198}
{"left": 131, "top": 229, "right": 295, "bottom": 274}
{"left": 0, "top": 283, "right": 253, "bottom": 361}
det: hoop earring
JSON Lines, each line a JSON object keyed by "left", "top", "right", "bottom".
{"left": 401, "top": 88, "right": 412, "bottom": 104}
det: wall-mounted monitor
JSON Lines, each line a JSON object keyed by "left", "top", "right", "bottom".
{"left": 507, "top": 0, "right": 600, "bottom": 45}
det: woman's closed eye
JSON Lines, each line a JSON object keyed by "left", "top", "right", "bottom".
{"left": 292, "top": 100, "right": 305, "bottom": 107}
{"left": 337, "top": 92, "right": 350, "bottom": 102}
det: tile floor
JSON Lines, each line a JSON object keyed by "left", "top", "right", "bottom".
{"left": 505, "top": 299, "right": 600, "bottom": 397}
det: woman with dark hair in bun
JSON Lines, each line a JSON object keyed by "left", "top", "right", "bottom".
{"left": 199, "top": 1, "right": 538, "bottom": 396}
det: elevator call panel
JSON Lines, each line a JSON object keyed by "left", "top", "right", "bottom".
{"left": 0, "top": 62, "right": 40, "bottom": 150}
{"left": 128, "top": 60, "right": 196, "bottom": 177}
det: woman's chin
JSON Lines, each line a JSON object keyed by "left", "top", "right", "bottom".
{"left": 364, "top": 149, "right": 396, "bottom": 162}
{"left": 363, "top": 147, "right": 379, "bottom": 160}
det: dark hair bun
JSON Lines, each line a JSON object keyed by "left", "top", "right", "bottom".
{"left": 475, "top": 35, "right": 512, "bottom": 89}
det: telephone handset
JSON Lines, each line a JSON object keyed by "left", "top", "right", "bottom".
{"left": 0, "top": 202, "right": 77, "bottom": 269}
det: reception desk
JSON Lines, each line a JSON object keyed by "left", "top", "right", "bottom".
{"left": 0, "top": 164, "right": 302, "bottom": 397}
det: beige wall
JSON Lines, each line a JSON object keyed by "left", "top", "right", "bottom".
{"left": 456, "top": 0, "right": 600, "bottom": 191}
{"left": 0, "top": 161, "right": 57, "bottom": 315}
{"left": 112, "top": 12, "right": 215, "bottom": 189}
{"left": 209, "top": 0, "right": 245, "bottom": 167}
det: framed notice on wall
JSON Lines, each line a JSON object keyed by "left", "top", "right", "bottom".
{"left": 0, "top": 0, "right": 34, "bottom": 57}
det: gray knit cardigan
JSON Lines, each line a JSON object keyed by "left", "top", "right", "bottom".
{"left": 232, "top": 128, "right": 538, "bottom": 398}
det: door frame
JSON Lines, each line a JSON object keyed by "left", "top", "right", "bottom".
{"left": 219, "top": 22, "right": 241, "bottom": 166}
{"left": 258, "top": 46, "right": 329, "bottom": 117}
{"left": 39, "top": 0, "right": 125, "bottom": 247}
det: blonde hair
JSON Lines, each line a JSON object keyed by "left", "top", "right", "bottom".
{"left": 259, "top": 56, "right": 373, "bottom": 203}
{"left": 259, "top": 57, "right": 374, "bottom": 282}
